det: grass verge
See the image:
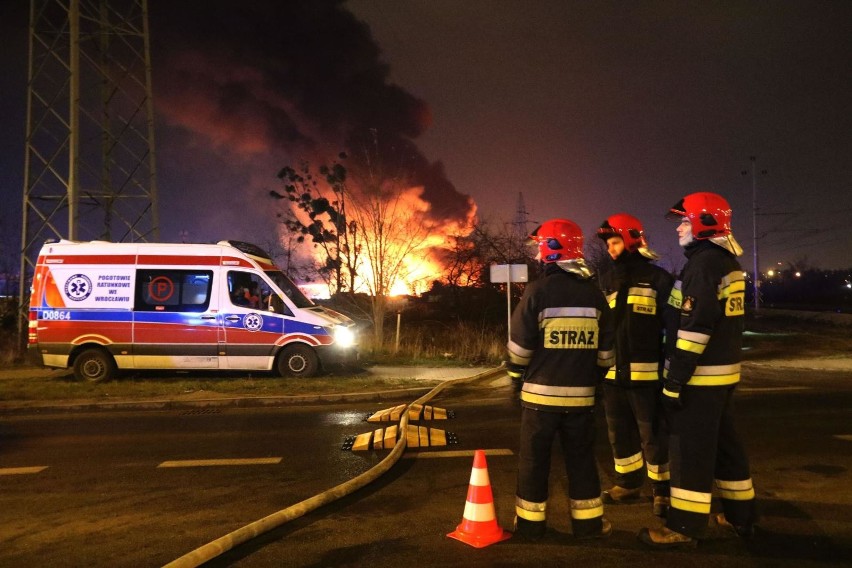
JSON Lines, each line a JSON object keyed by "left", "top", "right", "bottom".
{"left": 0, "top": 367, "right": 446, "bottom": 403}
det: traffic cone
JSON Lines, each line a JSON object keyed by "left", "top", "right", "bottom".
{"left": 447, "top": 449, "right": 512, "bottom": 548}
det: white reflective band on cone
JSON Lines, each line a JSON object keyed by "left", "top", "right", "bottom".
{"left": 462, "top": 501, "right": 496, "bottom": 522}
{"left": 469, "top": 467, "right": 490, "bottom": 486}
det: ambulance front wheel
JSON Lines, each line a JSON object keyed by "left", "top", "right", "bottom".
{"left": 73, "top": 348, "right": 117, "bottom": 383}
{"left": 277, "top": 344, "right": 319, "bottom": 377}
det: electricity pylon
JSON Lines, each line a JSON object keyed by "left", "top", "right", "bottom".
{"left": 18, "top": 0, "right": 159, "bottom": 338}
{"left": 512, "top": 192, "right": 531, "bottom": 240}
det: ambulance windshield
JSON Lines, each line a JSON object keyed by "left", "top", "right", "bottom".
{"left": 265, "top": 270, "right": 315, "bottom": 309}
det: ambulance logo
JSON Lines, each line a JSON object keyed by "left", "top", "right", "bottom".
{"left": 65, "top": 274, "right": 93, "bottom": 301}
{"left": 243, "top": 313, "right": 264, "bottom": 332}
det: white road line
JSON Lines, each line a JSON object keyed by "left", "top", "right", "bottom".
{"left": 0, "top": 466, "right": 49, "bottom": 475}
{"left": 834, "top": 435, "right": 852, "bottom": 442}
{"left": 402, "top": 449, "right": 514, "bottom": 459}
{"left": 157, "top": 458, "right": 282, "bottom": 468}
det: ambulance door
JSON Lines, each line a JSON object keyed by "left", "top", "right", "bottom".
{"left": 220, "top": 270, "right": 286, "bottom": 370}
{"left": 133, "top": 268, "right": 219, "bottom": 369}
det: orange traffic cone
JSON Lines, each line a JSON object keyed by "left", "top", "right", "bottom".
{"left": 447, "top": 449, "right": 512, "bottom": 548}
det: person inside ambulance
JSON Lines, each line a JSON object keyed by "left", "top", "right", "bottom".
{"left": 507, "top": 218, "right": 615, "bottom": 541}
{"left": 245, "top": 281, "right": 261, "bottom": 308}
{"left": 639, "top": 192, "right": 757, "bottom": 549}
{"left": 232, "top": 284, "right": 250, "bottom": 307}
{"left": 596, "top": 213, "right": 674, "bottom": 517}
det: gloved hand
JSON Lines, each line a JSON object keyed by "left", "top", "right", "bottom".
{"left": 505, "top": 361, "right": 526, "bottom": 395}
{"left": 661, "top": 380, "right": 683, "bottom": 412}
{"left": 506, "top": 361, "right": 526, "bottom": 381}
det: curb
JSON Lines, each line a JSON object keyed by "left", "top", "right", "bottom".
{"left": 0, "top": 385, "right": 441, "bottom": 414}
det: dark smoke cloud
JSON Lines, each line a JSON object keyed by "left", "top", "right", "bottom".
{"left": 150, "top": 0, "right": 473, "bottom": 225}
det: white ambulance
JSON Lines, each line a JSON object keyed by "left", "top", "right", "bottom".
{"left": 27, "top": 239, "right": 357, "bottom": 381}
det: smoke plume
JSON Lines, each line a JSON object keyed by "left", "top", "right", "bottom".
{"left": 150, "top": 0, "right": 475, "bottom": 232}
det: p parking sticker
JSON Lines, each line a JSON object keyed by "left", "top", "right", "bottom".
{"left": 64, "top": 274, "right": 93, "bottom": 301}
{"left": 243, "top": 313, "right": 264, "bottom": 331}
{"left": 148, "top": 276, "right": 175, "bottom": 303}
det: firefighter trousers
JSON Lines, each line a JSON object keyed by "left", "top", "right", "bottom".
{"left": 666, "top": 385, "right": 757, "bottom": 539}
{"left": 602, "top": 383, "right": 670, "bottom": 495}
{"left": 515, "top": 407, "right": 604, "bottom": 538}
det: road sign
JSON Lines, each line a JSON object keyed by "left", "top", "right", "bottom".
{"left": 490, "top": 264, "right": 529, "bottom": 341}
{"left": 489, "top": 264, "right": 528, "bottom": 283}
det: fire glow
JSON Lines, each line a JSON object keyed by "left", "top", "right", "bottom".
{"left": 288, "top": 184, "right": 476, "bottom": 298}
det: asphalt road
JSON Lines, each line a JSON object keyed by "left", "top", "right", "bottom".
{"left": 1, "top": 367, "right": 851, "bottom": 567}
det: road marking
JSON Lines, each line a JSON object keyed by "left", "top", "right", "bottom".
{"left": 157, "top": 458, "right": 282, "bottom": 468}
{"left": 834, "top": 435, "right": 852, "bottom": 442}
{"left": 0, "top": 466, "right": 49, "bottom": 475}
{"left": 738, "top": 386, "right": 811, "bottom": 393}
{"left": 402, "top": 449, "right": 514, "bottom": 459}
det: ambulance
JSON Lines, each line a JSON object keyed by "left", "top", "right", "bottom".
{"left": 27, "top": 239, "right": 358, "bottom": 382}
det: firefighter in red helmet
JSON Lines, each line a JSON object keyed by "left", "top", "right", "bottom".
{"left": 639, "top": 192, "right": 757, "bottom": 548}
{"left": 507, "top": 218, "right": 615, "bottom": 540}
{"left": 596, "top": 213, "right": 674, "bottom": 517}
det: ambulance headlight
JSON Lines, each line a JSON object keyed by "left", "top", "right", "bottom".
{"left": 333, "top": 325, "right": 356, "bottom": 348}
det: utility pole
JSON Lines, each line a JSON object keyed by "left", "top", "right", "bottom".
{"left": 742, "top": 156, "right": 766, "bottom": 311}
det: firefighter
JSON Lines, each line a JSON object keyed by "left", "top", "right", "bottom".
{"left": 639, "top": 192, "right": 758, "bottom": 548}
{"left": 507, "top": 218, "right": 615, "bottom": 540}
{"left": 596, "top": 213, "right": 674, "bottom": 517}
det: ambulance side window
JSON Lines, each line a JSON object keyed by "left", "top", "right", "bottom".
{"left": 135, "top": 270, "right": 213, "bottom": 312}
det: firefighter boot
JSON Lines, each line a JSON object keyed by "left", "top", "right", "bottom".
{"left": 575, "top": 517, "right": 613, "bottom": 540}
{"left": 513, "top": 516, "right": 546, "bottom": 541}
{"left": 602, "top": 485, "right": 642, "bottom": 504}
{"left": 714, "top": 513, "right": 755, "bottom": 539}
{"left": 652, "top": 482, "right": 670, "bottom": 517}
{"left": 653, "top": 496, "right": 670, "bottom": 517}
{"left": 638, "top": 526, "right": 697, "bottom": 549}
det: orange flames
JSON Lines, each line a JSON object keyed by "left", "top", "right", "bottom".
{"left": 283, "top": 184, "right": 476, "bottom": 298}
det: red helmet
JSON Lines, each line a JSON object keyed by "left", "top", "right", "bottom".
{"left": 666, "top": 191, "right": 733, "bottom": 239}
{"left": 597, "top": 213, "right": 648, "bottom": 253}
{"left": 528, "top": 218, "right": 584, "bottom": 262}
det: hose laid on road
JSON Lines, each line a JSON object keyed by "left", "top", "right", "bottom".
{"left": 162, "top": 366, "right": 505, "bottom": 568}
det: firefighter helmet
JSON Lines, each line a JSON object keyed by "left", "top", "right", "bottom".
{"left": 528, "top": 218, "right": 584, "bottom": 263}
{"left": 597, "top": 213, "right": 648, "bottom": 253}
{"left": 666, "top": 192, "right": 733, "bottom": 239}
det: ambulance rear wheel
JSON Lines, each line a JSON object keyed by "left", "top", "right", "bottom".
{"left": 277, "top": 344, "right": 319, "bottom": 377}
{"left": 73, "top": 348, "right": 116, "bottom": 383}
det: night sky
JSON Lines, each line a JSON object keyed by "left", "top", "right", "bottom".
{"left": 1, "top": 1, "right": 851, "bottom": 275}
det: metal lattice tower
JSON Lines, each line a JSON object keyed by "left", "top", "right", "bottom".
{"left": 512, "top": 192, "right": 530, "bottom": 240}
{"left": 18, "top": 0, "right": 159, "bottom": 334}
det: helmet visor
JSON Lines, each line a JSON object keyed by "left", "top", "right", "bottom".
{"left": 665, "top": 198, "right": 687, "bottom": 220}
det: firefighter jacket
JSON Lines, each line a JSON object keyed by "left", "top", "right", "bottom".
{"left": 598, "top": 252, "right": 675, "bottom": 387}
{"left": 665, "top": 240, "right": 745, "bottom": 392}
{"left": 507, "top": 263, "right": 615, "bottom": 412}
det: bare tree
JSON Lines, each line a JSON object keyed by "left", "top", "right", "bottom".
{"left": 347, "top": 164, "right": 435, "bottom": 345}
{"left": 270, "top": 155, "right": 364, "bottom": 297}
{"left": 272, "top": 137, "right": 460, "bottom": 346}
